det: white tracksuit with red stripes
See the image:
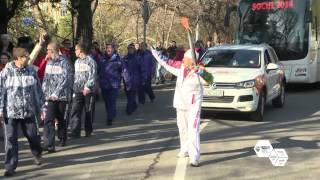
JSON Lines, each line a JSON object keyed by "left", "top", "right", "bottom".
{"left": 152, "top": 50, "right": 203, "bottom": 162}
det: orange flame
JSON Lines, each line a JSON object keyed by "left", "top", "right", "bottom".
{"left": 181, "top": 17, "right": 191, "bottom": 31}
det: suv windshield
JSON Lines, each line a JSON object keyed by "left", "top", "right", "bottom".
{"left": 202, "top": 49, "right": 261, "bottom": 68}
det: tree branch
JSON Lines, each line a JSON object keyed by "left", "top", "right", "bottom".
{"left": 91, "top": 0, "right": 99, "bottom": 15}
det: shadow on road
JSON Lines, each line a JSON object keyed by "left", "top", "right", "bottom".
{"left": 0, "top": 84, "right": 319, "bottom": 178}
{"left": 286, "top": 83, "right": 320, "bottom": 93}
{"left": 0, "top": 88, "right": 180, "bottom": 179}
{"left": 197, "top": 85, "right": 320, "bottom": 166}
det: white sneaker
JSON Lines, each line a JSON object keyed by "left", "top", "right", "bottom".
{"left": 190, "top": 160, "right": 200, "bottom": 167}
{"left": 177, "top": 151, "right": 189, "bottom": 158}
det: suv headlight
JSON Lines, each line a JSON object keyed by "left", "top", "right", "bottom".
{"left": 235, "top": 80, "right": 256, "bottom": 89}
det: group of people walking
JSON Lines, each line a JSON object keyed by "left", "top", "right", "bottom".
{"left": 0, "top": 33, "right": 159, "bottom": 176}
{"left": 0, "top": 33, "right": 209, "bottom": 177}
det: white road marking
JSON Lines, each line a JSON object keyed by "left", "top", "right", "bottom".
{"left": 173, "top": 157, "right": 188, "bottom": 180}
{"left": 173, "top": 120, "right": 209, "bottom": 180}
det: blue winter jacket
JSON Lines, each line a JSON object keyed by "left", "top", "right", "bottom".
{"left": 97, "top": 53, "right": 123, "bottom": 90}
{"left": 0, "top": 62, "right": 44, "bottom": 119}
{"left": 138, "top": 50, "right": 156, "bottom": 81}
{"left": 122, "top": 53, "right": 145, "bottom": 91}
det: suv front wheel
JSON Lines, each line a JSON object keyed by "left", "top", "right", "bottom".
{"left": 272, "top": 82, "right": 285, "bottom": 108}
{"left": 250, "top": 90, "right": 265, "bottom": 121}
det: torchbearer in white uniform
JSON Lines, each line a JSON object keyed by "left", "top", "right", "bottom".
{"left": 151, "top": 48, "right": 206, "bottom": 167}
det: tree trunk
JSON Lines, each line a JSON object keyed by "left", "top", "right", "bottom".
{"left": 71, "top": 9, "right": 76, "bottom": 47}
{"left": 0, "top": 20, "right": 9, "bottom": 34}
{"left": 0, "top": 0, "right": 23, "bottom": 34}
{"left": 136, "top": 12, "right": 140, "bottom": 42}
{"left": 161, "top": 4, "right": 168, "bottom": 45}
{"left": 0, "top": 0, "right": 9, "bottom": 34}
{"left": 31, "top": 4, "right": 48, "bottom": 34}
{"left": 0, "top": 0, "right": 8, "bottom": 33}
{"left": 98, "top": 4, "right": 103, "bottom": 49}
{"left": 165, "top": 9, "right": 176, "bottom": 48}
{"left": 154, "top": 11, "right": 160, "bottom": 45}
{"left": 74, "top": 0, "right": 93, "bottom": 45}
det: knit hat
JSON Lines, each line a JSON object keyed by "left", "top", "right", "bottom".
{"left": 184, "top": 49, "right": 199, "bottom": 60}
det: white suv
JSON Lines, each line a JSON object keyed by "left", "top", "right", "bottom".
{"left": 201, "top": 44, "right": 286, "bottom": 121}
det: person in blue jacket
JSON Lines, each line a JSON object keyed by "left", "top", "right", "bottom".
{"left": 122, "top": 43, "right": 145, "bottom": 115}
{"left": 137, "top": 42, "right": 156, "bottom": 104}
{"left": 98, "top": 43, "right": 122, "bottom": 126}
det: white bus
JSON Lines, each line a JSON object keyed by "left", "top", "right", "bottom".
{"left": 227, "top": 0, "right": 320, "bottom": 83}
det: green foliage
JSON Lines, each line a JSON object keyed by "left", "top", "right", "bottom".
{"left": 7, "top": 4, "right": 56, "bottom": 43}
{"left": 7, "top": 9, "right": 37, "bottom": 42}
{"left": 57, "top": 15, "right": 72, "bottom": 39}
{"left": 7, "top": 1, "right": 75, "bottom": 44}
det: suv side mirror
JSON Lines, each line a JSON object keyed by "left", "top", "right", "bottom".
{"left": 266, "top": 63, "right": 279, "bottom": 71}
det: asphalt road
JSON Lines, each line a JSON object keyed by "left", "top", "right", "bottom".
{"left": 1, "top": 84, "right": 320, "bottom": 180}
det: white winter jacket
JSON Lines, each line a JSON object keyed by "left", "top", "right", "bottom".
{"left": 152, "top": 50, "right": 204, "bottom": 110}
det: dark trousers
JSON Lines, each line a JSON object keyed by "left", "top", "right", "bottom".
{"left": 3, "top": 118, "right": 42, "bottom": 172}
{"left": 70, "top": 92, "right": 95, "bottom": 136}
{"left": 125, "top": 89, "right": 137, "bottom": 114}
{"left": 43, "top": 101, "right": 67, "bottom": 149}
{"left": 138, "top": 78, "right": 155, "bottom": 104}
{"left": 101, "top": 88, "right": 119, "bottom": 123}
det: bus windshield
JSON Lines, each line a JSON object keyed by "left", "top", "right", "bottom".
{"left": 237, "top": 0, "right": 309, "bottom": 61}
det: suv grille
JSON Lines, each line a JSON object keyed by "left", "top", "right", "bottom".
{"left": 206, "top": 83, "right": 237, "bottom": 89}
{"left": 203, "top": 96, "right": 234, "bottom": 103}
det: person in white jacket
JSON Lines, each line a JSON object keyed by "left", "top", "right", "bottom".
{"left": 151, "top": 48, "right": 206, "bottom": 167}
